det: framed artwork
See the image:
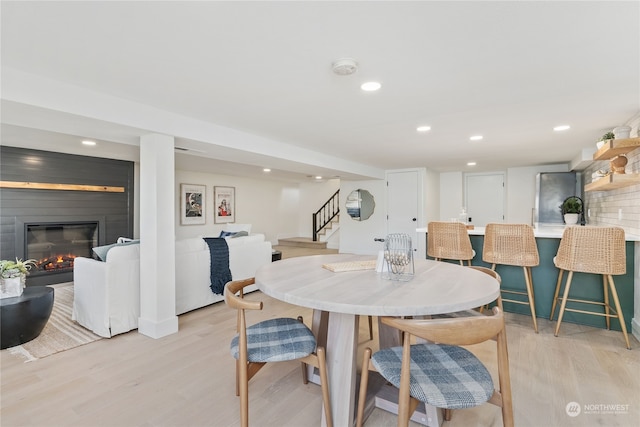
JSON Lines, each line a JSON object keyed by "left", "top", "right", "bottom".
{"left": 180, "top": 184, "right": 206, "bottom": 225}
{"left": 214, "top": 186, "right": 235, "bottom": 223}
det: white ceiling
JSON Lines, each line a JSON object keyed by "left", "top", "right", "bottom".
{"left": 1, "top": 1, "right": 639, "bottom": 182}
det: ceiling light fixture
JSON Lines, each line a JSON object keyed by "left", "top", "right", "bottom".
{"left": 263, "top": 168, "right": 271, "bottom": 173}
{"left": 315, "top": 176, "right": 323, "bottom": 180}
{"left": 469, "top": 135, "right": 483, "bottom": 141}
{"left": 416, "top": 126, "right": 431, "bottom": 132}
{"left": 82, "top": 140, "right": 96, "bottom": 146}
{"left": 361, "top": 81, "right": 381, "bottom": 91}
{"left": 332, "top": 58, "right": 358, "bottom": 76}
{"left": 553, "top": 125, "right": 570, "bottom": 131}
{"left": 467, "top": 162, "right": 477, "bottom": 166}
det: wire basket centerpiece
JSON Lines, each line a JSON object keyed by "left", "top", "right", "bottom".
{"left": 383, "top": 233, "right": 415, "bottom": 281}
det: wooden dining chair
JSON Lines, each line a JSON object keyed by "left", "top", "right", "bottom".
{"left": 432, "top": 266, "right": 503, "bottom": 319}
{"left": 427, "top": 221, "right": 475, "bottom": 265}
{"left": 483, "top": 223, "right": 540, "bottom": 332}
{"left": 549, "top": 226, "right": 631, "bottom": 349}
{"left": 356, "top": 307, "right": 513, "bottom": 427}
{"left": 224, "top": 278, "right": 333, "bottom": 427}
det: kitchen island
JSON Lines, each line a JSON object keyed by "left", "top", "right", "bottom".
{"left": 420, "top": 225, "right": 639, "bottom": 336}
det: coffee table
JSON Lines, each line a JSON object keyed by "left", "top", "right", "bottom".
{"left": 255, "top": 253, "right": 500, "bottom": 426}
{"left": 0, "top": 286, "right": 54, "bottom": 349}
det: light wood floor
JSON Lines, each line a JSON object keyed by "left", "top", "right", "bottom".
{"left": 1, "top": 246, "right": 638, "bottom": 427}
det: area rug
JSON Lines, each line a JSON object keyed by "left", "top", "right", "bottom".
{"left": 5, "top": 284, "right": 102, "bottom": 362}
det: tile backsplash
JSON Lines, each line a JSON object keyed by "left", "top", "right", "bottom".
{"left": 582, "top": 135, "right": 640, "bottom": 236}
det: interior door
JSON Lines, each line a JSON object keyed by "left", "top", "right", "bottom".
{"left": 465, "top": 173, "right": 505, "bottom": 226}
{"left": 386, "top": 170, "right": 424, "bottom": 259}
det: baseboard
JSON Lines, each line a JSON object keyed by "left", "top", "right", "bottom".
{"left": 632, "top": 317, "right": 640, "bottom": 342}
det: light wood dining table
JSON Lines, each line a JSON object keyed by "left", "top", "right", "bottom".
{"left": 255, "top": 253, "right": 500, "bottom": 427}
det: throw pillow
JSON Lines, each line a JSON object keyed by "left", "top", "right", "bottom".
{"left": 223, "top": 223, "right": 252, "bottom": 234}
{"left": 230, "top": 230, "right": 249, "bottom": 238}
{"left": 92, "top": 240, "right": 140, "bottom": 261}
{"left": 219, "top": 231, "right": 237, "bottom": 238}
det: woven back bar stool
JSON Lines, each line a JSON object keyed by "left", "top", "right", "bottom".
{"left": 549, "top": 226, "right": 630, "bottom": 349}
{"left": 482, "top": 223, "right": 540, "bottom": 333}
{"left": 427, "top": 221, "right": 475, "bottom": 266}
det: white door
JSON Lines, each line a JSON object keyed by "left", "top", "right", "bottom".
{"left": 465, "top": 173, "right": 505, "bottom": 226}
{"left": 386, "top": 169, "right": 425, "bottom": 259}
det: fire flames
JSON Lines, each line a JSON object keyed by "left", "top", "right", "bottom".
{"left": 37, "top": 254, "right": 77, "bottom": 272}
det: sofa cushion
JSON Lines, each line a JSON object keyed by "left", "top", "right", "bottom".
{"left": 92, "top": 240, "right": 140, "bottom": 261}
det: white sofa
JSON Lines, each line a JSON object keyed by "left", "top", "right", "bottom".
{"left": 72, "top": 234, "right": 272, "bottom": 337}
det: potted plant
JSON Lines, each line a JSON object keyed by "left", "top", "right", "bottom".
{"left": 560, "top": 196, "right": 583, "bottom": 225}
{"left": 596, "top": 131, "right": 615, "bottom": 149}
{"left": 0, "top": 258, "right": 37, "bottom": 299}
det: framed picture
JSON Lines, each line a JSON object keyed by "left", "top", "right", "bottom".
{"left": 180, "top": 184, "right": 206, "bottom": 225}
{"left": 214, "top": 186, "right": 235, "bottom": 223}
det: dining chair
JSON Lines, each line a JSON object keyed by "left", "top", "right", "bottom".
{"left": 355, "top": 307, "right": 513, "bottom": 427}
{"left": 427, "top": 221, "right": 475, "bottom": 265}
{"left": 432, "top": 266, "right": 503, "bottom": 319}
{"left": 549, "top": 226, "right": 631, "bottom": 349}
{"left": 483, "top": 223, "right": 540, "bottom": 332}
{"left": 224, "top": 278, "right": 333, "bottom": 427}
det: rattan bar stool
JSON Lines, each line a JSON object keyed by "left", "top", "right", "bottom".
{"left": 483, "top": 223, "right": 540, "bottom": 333}
{"left": 549, "top": 226, "right": 630, "bottom": 349}
{"left": 427, "top": 221, "right": 475, "bottom": 266}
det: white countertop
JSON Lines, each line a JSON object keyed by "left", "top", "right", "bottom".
{"left": 416, "top": 224, "right": 640, "bottom": 241}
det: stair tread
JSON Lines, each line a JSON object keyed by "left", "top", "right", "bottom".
{"left": 278, "top": 237, "right": 327, "bottom": 249}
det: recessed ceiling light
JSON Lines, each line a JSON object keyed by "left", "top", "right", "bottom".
{"left": 467, "top": 162, "right": 477, "bottom": 166}
{"left": 553, "top": 125, "right": 570, "bottom": 131}
{"left": 82, "top": 140, "right": 96, "bottom": 146}
{"left": 315, "top": 176, "right": 323, "bottom": 180}
{"left": 361, "top": 81, "right": 381, "bottom": 91}
{"left": 469, "top": 135, "right": 483, "bottom": 141}
{"left": 416, "top": 126, "right": 431, "bottom": 132}
{"left": 263, "top": 168, "right": 271, "bottom": 172}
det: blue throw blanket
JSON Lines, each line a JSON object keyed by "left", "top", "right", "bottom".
{"left": 203, "top": 238, "right": 232, "bottom": 295}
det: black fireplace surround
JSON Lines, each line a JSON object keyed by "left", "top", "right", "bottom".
{"left": 0, "top": 146, "right": 134, "bottom": 287}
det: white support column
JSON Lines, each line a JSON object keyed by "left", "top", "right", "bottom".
{"left": 138, "top": 134, "right": 179, "bottom": 338}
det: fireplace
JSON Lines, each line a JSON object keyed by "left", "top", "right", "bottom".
{"left": 26, "top": 222, "right": 98, "bottom": 275}
{"left": 16, "top": 216, "right": 106, "bottom": 286}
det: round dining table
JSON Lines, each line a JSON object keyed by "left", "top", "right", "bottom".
{"left": 255, "top": 253, "right": 500, "bottom": 427}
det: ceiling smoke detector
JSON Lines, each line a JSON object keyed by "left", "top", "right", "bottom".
{"left": 332, "top": 58, "right": 358, "bottom": 76}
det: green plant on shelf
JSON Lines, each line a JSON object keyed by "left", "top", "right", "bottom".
{"left": 600, "top": 131, "right": 615, "bottom": 141}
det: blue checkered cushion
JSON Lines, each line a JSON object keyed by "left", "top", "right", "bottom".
{"left": 230, "top": 318, "right": 317, "bottom": 363}
{"left": 371, "top": 344, "right": 494, "bottom": 409}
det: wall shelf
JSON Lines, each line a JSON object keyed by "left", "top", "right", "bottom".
{"left": 592, "top": 137, "right": 640, "bottom": 160}
{"left": 585, "top": 174, "right": 640, "bottom": 192}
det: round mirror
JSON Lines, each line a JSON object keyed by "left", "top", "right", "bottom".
{"left": 345, "top": 189, "right": 375, "bottom": 221}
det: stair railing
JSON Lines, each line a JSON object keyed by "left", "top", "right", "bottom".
{"left": 312, "top": 190, "right": 340, "bottom": 242}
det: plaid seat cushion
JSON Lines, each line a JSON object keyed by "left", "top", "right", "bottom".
{"left": 230, "top": 317, "right": 317, "bottom": 363}
{"left": 371, "top": 344, "right": 494, "bottom": 409}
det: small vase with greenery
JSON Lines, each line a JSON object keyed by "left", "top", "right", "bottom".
{"left": 0, "top": 258, "right": 37, "bottom": 298}
{"left": 560, "top": 197, "right": 583, "bottom": 225}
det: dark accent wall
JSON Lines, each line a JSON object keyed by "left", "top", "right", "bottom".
{"left": 0, "top": 146, "right": 134, "bottom": 286}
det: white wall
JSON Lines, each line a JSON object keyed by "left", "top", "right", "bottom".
{"left": 424, "top": 168, "right": 440, "bottom": 226}
{"left": 339, "top": 179, "right": 386, "bottom": 255}
{"left": 506, "top": 164, "right": 569, "bottom": 224}
{"left": 439, "top": 164, "right": 571, "bottom": 224}
{"left": 174, "top": 169, "right": 300, "bottom": 244}
{"left": 439, "top": 172, "right": 464, "bottom": 221}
